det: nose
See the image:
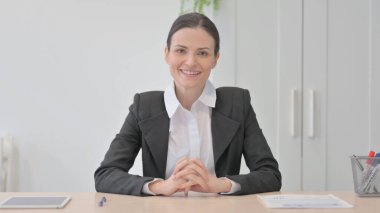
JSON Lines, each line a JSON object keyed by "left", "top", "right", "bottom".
{"left": 184, "top": 53, "right": 197, "bottom": 66}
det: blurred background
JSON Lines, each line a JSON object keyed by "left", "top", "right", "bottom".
{"left": 0, "top": 0, "right": 379, "bottom": 192}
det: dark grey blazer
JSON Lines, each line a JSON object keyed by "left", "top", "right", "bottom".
{"left": 94, "top": 87, "right": 281, "bottom": 196}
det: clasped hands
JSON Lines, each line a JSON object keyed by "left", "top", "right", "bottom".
{"left": 149, "top": 157, "right": 232, "bottom": 196}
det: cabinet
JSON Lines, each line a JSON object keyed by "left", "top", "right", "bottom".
{"left": 220, "top": 0, "right": 380, "bottom": 191}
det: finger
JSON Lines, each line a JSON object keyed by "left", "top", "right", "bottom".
{"left": 176, "top": 188, "right": 184, "bottom": 192}
{"left": 177, "top": 156, "right": 189, "bottom": 165}
{"left": 190, "top": 158, "right": 208, "bottom": 173}
{"left": 189, "top": 184, "right": 204, "bottom": 193}
{"left": 180, "top": 174, "right": 209, "bottom": 191}
{"left": 175, "top": 168, "right": 199, "bottom": 179}
{"left": 179, "top": 179, "right": 198, "bottom": 190}
{"left": 180, "top": 181, "right": 208, "bottom": 193}
{"left": 184, "top": 186, "right": 190, "bottom": 197}
{"left": 173, "top": 157, "right": 190, "bottom": 176}
{"left": 180, "top": 162, "right": 209, "bottom": 182}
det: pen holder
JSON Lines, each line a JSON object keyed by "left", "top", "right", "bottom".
{"left": 350, "top": 155, "right": 380, "bottom": 197}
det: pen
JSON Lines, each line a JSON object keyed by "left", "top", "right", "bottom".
{"left": 362, "top": 151, "right": 375, "bottom": 176}
{"left": 352, "top": 155, "right": 364, "bottom": 171}
{"left": 361, "top": 152, "right": 380, "bottom": 193}
{"left": 359, "top": 151, "right": 375, "bottom": 193}
{"left": 98, "top": 196, "right": 107, "bottom": 207}
{"left": 366, "top": 151, "right": 375, "bottom": 164}
{"left": 362, "top": 151, "right": 375, "bottom": 174}
{"left": 367, "top": 153, "right": 380, "bottom": 192}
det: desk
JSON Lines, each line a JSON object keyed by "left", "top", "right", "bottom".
{"left": 0, "top": 191, "right": 379, "bottom": 212}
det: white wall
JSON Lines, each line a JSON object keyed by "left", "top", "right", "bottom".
{"left": 0, "top": 0, "right": 180, "bottom": 192}
{"left": 0, "top": 0, "right": 238, "bottom": 192}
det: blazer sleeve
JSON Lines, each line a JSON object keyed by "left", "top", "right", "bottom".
{"left": 226, "top": 89, "right": 282, "bottom": 195}
{"left": 94, "top": 94, "right": 154, "bottom": 196}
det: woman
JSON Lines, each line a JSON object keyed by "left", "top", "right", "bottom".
{"left": 94, "top": 12, "right": 281, "bottom": 196}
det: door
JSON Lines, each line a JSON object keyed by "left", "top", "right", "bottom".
{"left": 303, "top": 0, "right": 380, "bottom": 190}
{"left": 234, "top": 0, "right": 303, "bottom": 191}
{"left": 232, "top": 0, "right": 380, "bottom": 191}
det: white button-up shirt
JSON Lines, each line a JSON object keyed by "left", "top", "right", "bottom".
{"left": 164, "top": 80, "right": 216, "bottom": 178}
{"left": 142, "top": 80, "right": 240, "bottom": 195}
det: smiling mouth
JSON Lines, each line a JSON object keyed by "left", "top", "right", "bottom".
{"left": 180, "top": 69, "right": 201, "bottom": 76}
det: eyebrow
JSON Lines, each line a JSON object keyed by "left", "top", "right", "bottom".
{"left": 173, "top": 45, "right": 211, "bottom": 51}
{"left": 174, "top": 45, "right": 188, "bottom": 49}
{"left": 198, "top": 47, "right": 211, "bottom": 51}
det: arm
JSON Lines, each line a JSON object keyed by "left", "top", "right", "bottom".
{"left": 94, "top": 95, "right": 154, "bottom": 196}
{"left": 226, "top": 89, "right": 282, "bottom": 195}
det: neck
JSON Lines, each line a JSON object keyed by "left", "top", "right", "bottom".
{"left": 175, "top": 84, "right": 205, "bottom": 110}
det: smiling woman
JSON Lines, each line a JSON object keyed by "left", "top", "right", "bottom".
{"left": 94, "top": 12, "right": 281, "bottom": 196}
{"left": 165, "top": 27, "right": 219, "bottom": 110}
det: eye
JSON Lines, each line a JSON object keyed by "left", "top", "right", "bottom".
{"left": 198, "top": 51, "right": 209, "bottom": 57}
{"left": 174, "top": 48, "right": 186, "bottom": 54}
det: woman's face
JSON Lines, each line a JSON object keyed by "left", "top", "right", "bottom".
{"left": 165, "top": 27, "right": 219, "bottom": 92}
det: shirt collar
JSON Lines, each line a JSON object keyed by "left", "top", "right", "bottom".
{"left": 164, "top": 81, "right": 180, "bottom": 118}
{"left": 164, "top": 80, "right": 216, "bottom": 118}
{"left": 198, "top": 80, "right": 216, "bottom": 108}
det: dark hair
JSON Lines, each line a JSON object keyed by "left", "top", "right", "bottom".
{"left": 166, "top": 12, "right": 220, "bottom": 55}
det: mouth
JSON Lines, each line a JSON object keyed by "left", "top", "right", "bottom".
{"left": 180, "top": 69, "right": 201, "bottom": 76}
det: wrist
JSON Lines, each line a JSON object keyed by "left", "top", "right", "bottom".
{"left": 218, "top": 177, "right": 232, "bottom": 193}
{"left": 149, "top": 179, "right": 165, "bottom": 195}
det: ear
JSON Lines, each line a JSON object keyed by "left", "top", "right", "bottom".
{"left": 164, "top": 47, "right": 169, "bottom": 65}
{"left": 212, "top": 52, "right": 220, "bottom": 68}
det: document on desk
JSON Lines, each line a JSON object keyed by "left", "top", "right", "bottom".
{"left": 257, "top": 194, "right": 353, "bottom": 209}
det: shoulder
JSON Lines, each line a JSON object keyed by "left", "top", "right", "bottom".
{"left": 215, "top": 87, "right": 252, "bottom": 116}
{"left": 136, "top": 91, "right": 165, "bottom": 104}
{"left": 215, "top": 87, "right": 251, "bottom": 105}
{"left": 129, "top": 91, "right": 166, "bottom": 121}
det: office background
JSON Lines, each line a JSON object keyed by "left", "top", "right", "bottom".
{"left": 0, "top": 0, "right": 379, "bottom": 193}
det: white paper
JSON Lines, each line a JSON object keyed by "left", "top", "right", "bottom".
{"left": 257, "top": 194, "right": 353, "bottom": 208}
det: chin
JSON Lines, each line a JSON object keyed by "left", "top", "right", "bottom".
{"left": 181, "top": 81, "right": 205, "bottom": 90}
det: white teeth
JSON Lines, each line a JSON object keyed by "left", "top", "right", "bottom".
{"left": 181, "top": 69, "right": 200, "bottom": 75}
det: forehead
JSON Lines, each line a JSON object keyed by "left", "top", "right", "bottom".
{"left": 171, "top": 27, "right": 215, "bottom": 48}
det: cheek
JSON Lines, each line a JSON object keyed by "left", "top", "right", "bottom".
{"left": 167, "top": 56, "right": 182, "bottom": 69}
{"left": 201, "top": 60, "right": 216, "bottom": 70}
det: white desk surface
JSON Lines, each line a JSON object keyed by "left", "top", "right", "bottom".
{"left": 0, "top": 191, "right": 379, "bottom": 212}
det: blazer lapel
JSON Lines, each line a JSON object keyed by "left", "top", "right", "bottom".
{"left": 211, "top": 110, "right": 240, "bottom": 165}
{"left": 138, "top": 103, "right": 240, "bottom": 178}
{"left": 139, "top": 112, "right": 169, "bottom": 179}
